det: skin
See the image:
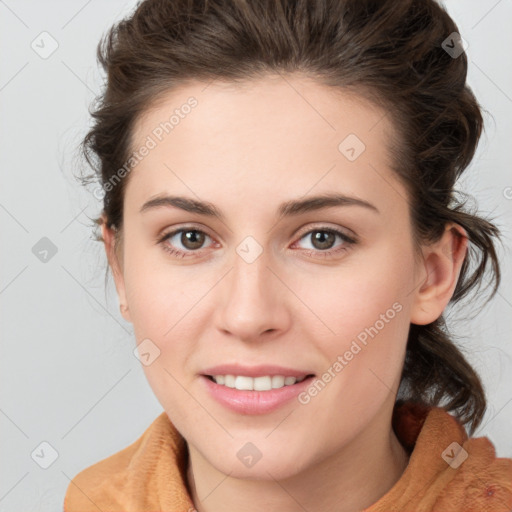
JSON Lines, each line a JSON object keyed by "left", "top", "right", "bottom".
{"left": 101, "top": 74, "right": 467, "bottom": 512}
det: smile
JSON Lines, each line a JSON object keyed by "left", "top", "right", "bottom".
{"left": 201, "top": 373, "right": 316, "bottom": 415}
{"left": 207, "top": 374, "right": 309, "bottom": 390}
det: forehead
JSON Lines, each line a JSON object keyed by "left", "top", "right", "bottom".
{"left": 126, "top": 74, "right": 406, "bottom": 218}
{"left": 133, "top": 73, "right": 396, "bottom": 155}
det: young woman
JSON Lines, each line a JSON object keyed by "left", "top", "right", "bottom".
{"left": 64, "top": 0, "right": 512, "bottom": 510}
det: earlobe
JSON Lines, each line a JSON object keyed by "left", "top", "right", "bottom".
{"left": 100, "top": 217, "right": 131, "bottom": 323}
{"left": 410, "top": 224, "right": 468, "bottom": 326}
{"left": 119, "top": 303, "right": 130, "bottom": 320}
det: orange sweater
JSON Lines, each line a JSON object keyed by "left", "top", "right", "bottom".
{"left": 64, "top": 401, "right": 512, "bottom": 511}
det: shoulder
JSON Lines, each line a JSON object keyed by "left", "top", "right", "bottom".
{"left": 436, "top": 434, "right": 512, "bottom": 510}
{"left": 416, "top": 406, "right": 512, "bottom": 509}
{"left": 63, "top": 412, "right": 185, "bottom": 511}
{"left": 369, "top": 402, "right": 512, "bottom": 511}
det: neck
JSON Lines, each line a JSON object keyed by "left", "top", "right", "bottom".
{"left": 185, "top": 408, "right": 410, "bottom": 512}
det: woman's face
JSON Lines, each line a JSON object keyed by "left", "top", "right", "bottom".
{"left": 107, "top": 75, "right": 434, "bottom": 479}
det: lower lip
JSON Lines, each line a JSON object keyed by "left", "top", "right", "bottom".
{"left": 201, "top": 375, "right": 315, "bottom": 415}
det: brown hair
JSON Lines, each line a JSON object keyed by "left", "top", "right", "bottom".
{"left": 78, "top": 0, "right": 502, "bottom": 436}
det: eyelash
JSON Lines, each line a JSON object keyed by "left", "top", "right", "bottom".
{"left": 157, "top": 225, "right": 357, "bottom": 260}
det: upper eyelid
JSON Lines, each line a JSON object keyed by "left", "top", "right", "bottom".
{"left": 295, "top": 223, "right": 355, "bottom": 240}
{"left": 159, "top": 223, "right": 214, "bottom": 239}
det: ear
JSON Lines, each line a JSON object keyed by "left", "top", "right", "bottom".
{"left": 101, "top": 216, "right": 131, "bottom": 323}
{"left": 410, "top": 223, "right": 468, "bottom": 325}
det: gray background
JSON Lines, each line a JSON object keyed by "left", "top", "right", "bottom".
{"left": 0, "top": 1, "right": 511, "bottom": 510}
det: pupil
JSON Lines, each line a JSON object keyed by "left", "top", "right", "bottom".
{"left": 312, "top": 231, "right": 334, "bottom": 250}
{"left": 182, "top": 230, "right": 204, "bottom": 249}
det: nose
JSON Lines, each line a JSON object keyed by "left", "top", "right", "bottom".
{"left": 215, "top": 246, "right": 291, "bottom": 342}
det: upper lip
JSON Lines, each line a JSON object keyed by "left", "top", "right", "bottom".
{"left": 201, "top": 364, "right": 315, "bottom": 378}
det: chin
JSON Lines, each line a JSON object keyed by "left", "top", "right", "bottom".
{"left": 203, "top": 444, "right": 311, "bottom": 481}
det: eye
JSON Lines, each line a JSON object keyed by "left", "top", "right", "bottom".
{"left": 158, "top": 227, "right": 215, "bottom": 258}
{"left": 292, "top": 227, "right": 356, "bottom": 258}
{"left": 158, "top": 225, "right": 357, "bottom": 260}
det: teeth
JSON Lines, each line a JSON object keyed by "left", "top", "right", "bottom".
{"left": 235, "top": 376, "right": 253, "bottom": 390}
{"left": 211, "top": 374, "right": 308, "bottom": 390}
{"left": 271, "top": 375, "right": 285, "bottom": 389}
{"left": 224, "top": 375, "right": 236, "bottom": 388}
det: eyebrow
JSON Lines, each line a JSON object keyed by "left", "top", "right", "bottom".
{"left": 139, "top": 193, "right": 379, "bottom": 219}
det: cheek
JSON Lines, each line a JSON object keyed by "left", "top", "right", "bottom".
{"left": 123, "top": 256, "right": 198, "bottom": 417}
{"left": 306, "top": 244, "right": 414, "bottom": 400}
{"left": 122, "top": 242, "right": 188, "bottom": 335}
{"left": 311, "top": 244, "right": 415, "bottom": 342}
{"left": 121, "top": 243, "right": 203, "bottom": 386}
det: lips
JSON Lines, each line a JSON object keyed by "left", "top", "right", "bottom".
{"left": 199, "top": 364, "right": 316, "bottom": 414}
{"left": 201, "top": 363, "right": 314, "bottom": 379}
{"left": 201, "top": 373, "right": 315, "bottom": 414}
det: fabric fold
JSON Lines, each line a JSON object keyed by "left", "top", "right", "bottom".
{"left": 64, "top": 401, "right": 512, "bottom": 512}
